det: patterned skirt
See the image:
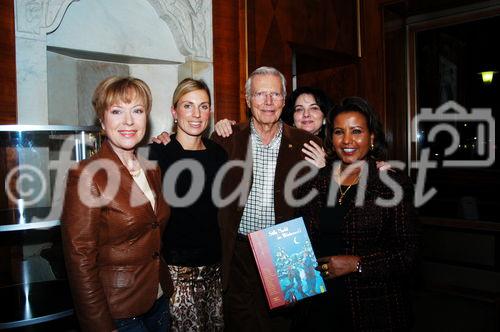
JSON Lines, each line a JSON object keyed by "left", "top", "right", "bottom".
{"left": 168, "top": 264, "right": 224, "bottom": 331}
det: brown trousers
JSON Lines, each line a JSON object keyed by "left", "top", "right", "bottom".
{"left": 223, "top": 238, "right": 294, "bottom": 332}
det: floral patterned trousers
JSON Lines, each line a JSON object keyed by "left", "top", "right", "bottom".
{"left": 168, "top": 264, "right": 224, "bottom": 331}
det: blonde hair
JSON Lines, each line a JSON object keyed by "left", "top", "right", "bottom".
{"left": 92, "top": 76, "right": 152, "bottom": 121}
{"left": 172, "top": 78, "right": 211, "bottom": 108}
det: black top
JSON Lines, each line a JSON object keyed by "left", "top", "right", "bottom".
{"left": 314, "top": 184, "right": 358, "bottom": 331}
{"left": 298, "top": 161, "right": 418, "bottom": 331}
{"left": 149, "top": 135, "right": 228, "bottom": 266}
{"left": 317, "top": 184, "right": 357, "bottom": 257}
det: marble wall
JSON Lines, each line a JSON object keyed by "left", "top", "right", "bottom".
{"left": 15, "top": 0, "right": 214, "bottom": 139}
{"left": 129, "top": 64, "right": 179, "bottom": 139}
{"left": 47, "top": 52, "right": 131, "bottom": 126}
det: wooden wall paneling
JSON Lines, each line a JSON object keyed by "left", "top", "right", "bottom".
{"left": 292, "top": 0, "right": 361, "bottom": 103}
{"left": 294, "top": 43, "right": 361, "bottom": 102}
{"left": 213, "top": 0, "right": 248, "bottom": 122}
{"left": 288, "top": 0, "right": 358, "bottom": 56}
{"left": 384, "top": 3, "right": 408, "bottom": 162}
{"left": 246, "top": 0, "right": 256, "bottom": 73}
{"left": 0, "top": 0, "right": 17, "bottom": 124}
{"left": 296, "top": 64, "right": 359, "bottom": 104}
{"left": 357, "top": 0, "right": 386, "bottom": 122}
{"left": 246, "top": 0, "right": 293, "bottom": 88}
{"left": 238, "top": 0, "right": 249, "bottom": 120}
{"left": 357, "top": 0, "right": 415, "bottom": 163}
{"left": 247, "top": 0, "right": 360, "bottom": 93}
{"left": 222, "top": 0, "right": 395, "bottom": 128}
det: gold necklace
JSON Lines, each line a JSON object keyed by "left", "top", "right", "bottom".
{"left": 336, "top": 166, "right": 360, "bottom": 205}
{"left": 338, "top": 183, "right": 355, "bottom": 205}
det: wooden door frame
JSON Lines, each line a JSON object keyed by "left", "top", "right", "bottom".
{"left": 212, "top": 0, "right": 249, "bottom": 123}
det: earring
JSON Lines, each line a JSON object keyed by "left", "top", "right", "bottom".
{"left": 322, "top": 118, "right": 326, "bottom": 125}
{"left": 174, "top": 119, "right": 178, "bottom": 124}
{"left": 99, "top": 120, "right": 106, "bottom": 135}
{"left": 370, "top": 143, "right": 374, "bottom": 150}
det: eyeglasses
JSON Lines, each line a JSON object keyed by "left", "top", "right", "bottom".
{"left": 251, "top": 91, "right": 284, "bottom": 103}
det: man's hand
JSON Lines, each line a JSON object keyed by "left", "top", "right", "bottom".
{"left": 151, "top": 131, "right": 171, "bottom": 145}
{"left": 214, "top": 119, "right": 236, "bottom": 137}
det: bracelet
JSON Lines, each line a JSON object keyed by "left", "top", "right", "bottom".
{"left": 355, "top": 259, "right": 363, "bottom": 273}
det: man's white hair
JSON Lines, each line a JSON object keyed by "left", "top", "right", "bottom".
{"left": 245, "top": 66, "right": 287, "bottom": 100}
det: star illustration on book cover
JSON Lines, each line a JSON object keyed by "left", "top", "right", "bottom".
{"left": 249, "top": 217, "right": 326, "bottom": 309}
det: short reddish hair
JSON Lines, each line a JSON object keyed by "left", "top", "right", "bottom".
{"left": 92, "top": 76, "right": 152, "bottom": 121}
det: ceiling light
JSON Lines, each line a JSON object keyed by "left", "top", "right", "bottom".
{"left": 479, "top": 71, "right": 497, "bottom": 84}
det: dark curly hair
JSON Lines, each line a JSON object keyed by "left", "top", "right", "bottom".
{"left": 281, "top": 86, "right": 332, "bottom": 139}
{"left": 324, "top": 96, "right": 387, "bottom": 161}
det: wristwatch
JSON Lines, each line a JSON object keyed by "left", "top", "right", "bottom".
{"left": 355, "top": 259, "right": 363, "bottom": 273}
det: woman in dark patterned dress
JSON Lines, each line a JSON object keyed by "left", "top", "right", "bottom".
{"left": 296, "top": 97, "right": 418, "bottom": 331}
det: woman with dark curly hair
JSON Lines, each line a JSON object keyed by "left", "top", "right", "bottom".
{"left": 281, "top": 86, "right": 332, "bottom": 139}
{"left": 296, "top": 96, "right": 418, "bottom": 331}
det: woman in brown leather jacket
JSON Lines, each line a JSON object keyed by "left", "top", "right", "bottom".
{"left": 61, "top": 76, "right": 172, "bottom": 332}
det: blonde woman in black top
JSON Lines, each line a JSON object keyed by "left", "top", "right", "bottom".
{"left": 149, "top": 79, "right": 227, "bottom": 331}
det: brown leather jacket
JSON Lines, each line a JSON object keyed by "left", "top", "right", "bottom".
{"left": 61, "top": 140, "right": 172, "bottom": 332}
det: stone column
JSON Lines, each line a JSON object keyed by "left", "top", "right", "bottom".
{"left": 14, "top": 0, "right": 77, "bottom": 124}
{"left": 148, "top": 0, "right": 214, "bottom": 127}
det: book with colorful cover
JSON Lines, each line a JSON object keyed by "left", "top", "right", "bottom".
{"left": 248, "top": 217, "right": 326, "bottom": 310}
